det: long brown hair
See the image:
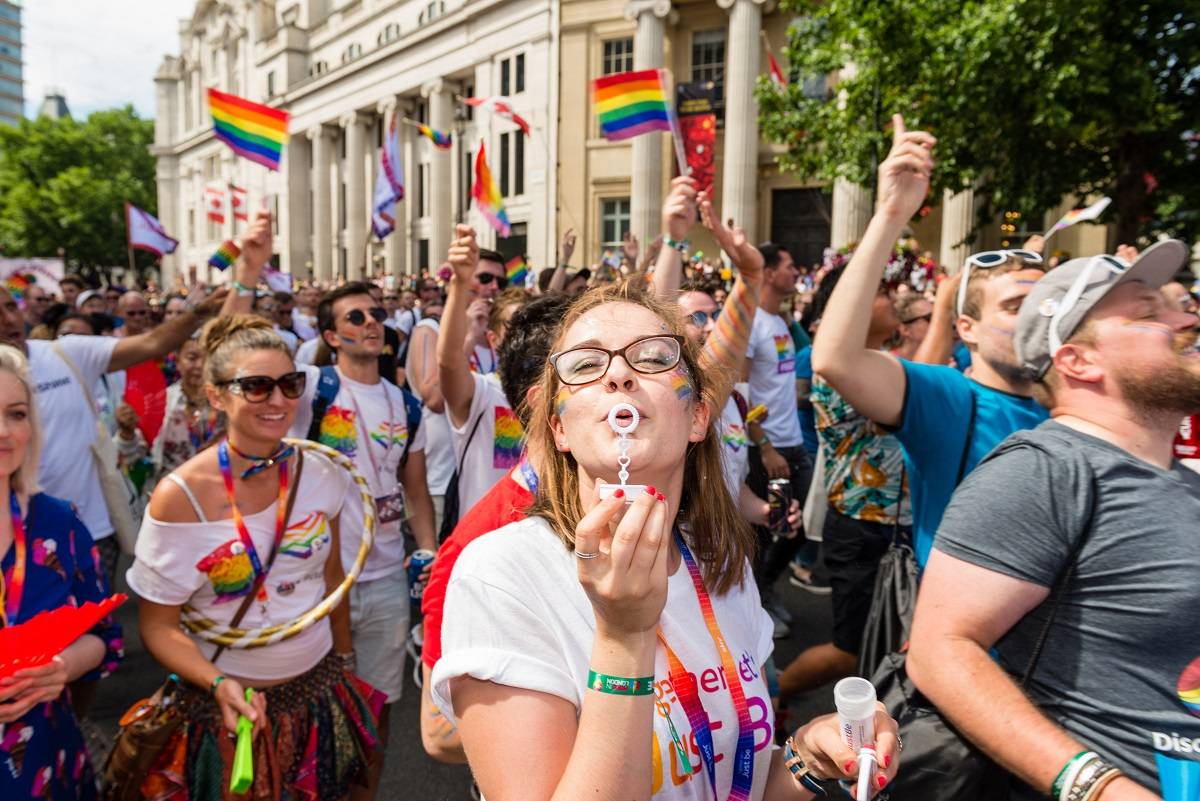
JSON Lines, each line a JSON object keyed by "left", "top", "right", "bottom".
{"left": 527, "top": 281, "right": 755, "bottom": 595}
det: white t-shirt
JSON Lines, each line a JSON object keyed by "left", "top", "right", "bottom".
{"left": 127, "top": 450, "right": 349, "bottom": 680}
{"left": 292, "top": 309, "right": 318, "bottom": 341}
{"left": 470, "top": 344, "right": 497, "bottom": 375}
{"left": 274, "top": 325, "right": 299, "bottom": 356}
{"left": 432, "top": 517, "right": 776, "bottom": 801}
{"left": 450, "top": 373, "right": 523, "bottom": 514}
{"left": 412, "top": 318, "right": 456, "bottom": 495}
{"left": 719, "top": 388, "right": 751, "bottom": 500}
{"left": 294, "top": 336, "right": 321, "bottom": 366}
{"left": 746, "top": 312, "right": 801, "bottom": 448}
{"left": 291, "top": 365, "right": 426, "bottom": 580}
{"left": 392, "top": 308, "right": 421, "bottom": 337}
{"left": 29, "top": 336, "right": 120, "bottom": 539}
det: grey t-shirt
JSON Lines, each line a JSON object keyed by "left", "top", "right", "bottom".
{"left": 935, "top": 420, "right": 1200, "bottom": 794}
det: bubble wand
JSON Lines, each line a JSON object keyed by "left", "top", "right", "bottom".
{"left": 597, "top": 402, "right": 646, "bottom": 502}
{"left": 230, "top": 688, "right": 255, "bottom": 794}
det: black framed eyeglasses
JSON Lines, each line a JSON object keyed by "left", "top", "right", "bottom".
{"left": 549, "top": 335, "right": 685, "bottom": 386}
{"left": 687, "top": 309, "right": 721, "bottom": 327}
{"left": 217, "top": 371, "right": 307, "bottom": 402}
{"left": 344, "top": 307, "right": 388, "bottom": 326}
{"left": 477, "top": 273, "right": 509, "bottom": 289}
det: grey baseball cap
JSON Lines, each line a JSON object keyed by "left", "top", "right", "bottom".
{"left": 1015, "top": 239, "right": 1188, "bottom": 379}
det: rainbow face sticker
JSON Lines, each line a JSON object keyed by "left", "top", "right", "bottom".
{"left": 669, "top": 369, "right": 693, "bottom": 403}
{"left": 195, "top": 539, "right": 255, "bottom": 603}
{"left": 493, "top": 406, "right": 524, "bottom": 469}
{"left": 318, "top": 405, "right": 358, "bottom": 456}
{"left": 1178, "top": 655, "right": 1200, "bottom": 718}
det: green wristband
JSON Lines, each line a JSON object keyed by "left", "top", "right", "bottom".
{"left": 587, "top": 670, "right": 654, "bottom": 696}
{"left": 210, "top": 674, "right": 226, "bottom": 695}
{"left": 1052, "top": 751, "right": 1095, "bottom": 799}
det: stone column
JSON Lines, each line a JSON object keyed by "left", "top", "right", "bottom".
{"left": 422, "top": 79, "right": 455, "bottom": 264}
{"left": 282, "top": 132, "right": 311, "bottom": 278}
{"left": 377, "top": 97, "right": 409, "bottom": 278}
{"left": 939, "top": 187, "right": 977, "bottom": 273}
{"left": 831, "top": 179, "right": 872, "bottom": 249}
{"left": 717, "top": 0, "right": 765, "bottom": 237}
{"left": 624, "top": 0, "right": 672, "bottom": 252}
{"left": 307, "top": 124, "right": 334, "bottom": 282}
{"left": 341, "top": 111, "right": 370, "bottom": 280}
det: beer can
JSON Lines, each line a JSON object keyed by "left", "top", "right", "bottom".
{"left": 408, "top": 549, "right": 436, "bottom": 602}
{"left": 767, "top": 478, "right": 792, "bottom": 534}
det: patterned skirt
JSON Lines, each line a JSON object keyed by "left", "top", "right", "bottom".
{"left": 140, "top": 653, "right": 384, "bottom": 801}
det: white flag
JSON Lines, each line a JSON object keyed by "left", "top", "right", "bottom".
{"left": 263, "top": 267, "right": 293, "bottom": 293}
{"left": 125, "top": 203, "right": 178, "bottom": 256}
{"left": 1047, "top": 197, "right": 1111, "bottom": 235}
{"left": 371, "top": 113, "right": 405, "bottom": 239}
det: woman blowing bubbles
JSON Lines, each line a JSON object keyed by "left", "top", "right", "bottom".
{"left": 432, "top": 229, "right": 899, "bottom": 801}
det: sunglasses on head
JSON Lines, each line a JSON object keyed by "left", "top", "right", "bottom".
{"left": 901, "top": 313, "right": 932, "bottom": 325}
{"left": 687, "top": 309, "right": 721, "bottom": 327}
{"left": 477, "top": 273, "right": 509, "bottom": 289}
{"left": 218, "top": 371, "right": 307, "bottom": 402}
{"left": 343, "top": 307, "right": 388, "bottom": 326}
{"left": 957, "top": 249, "right": 1044, "bottom": 315}
{"left": 1047, "top": 254, "right": 1130, "bottom": 356}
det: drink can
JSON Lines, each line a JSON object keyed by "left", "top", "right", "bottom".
{"left": 1175, "top": 415, "right": 1199, "bottom": 460}
{"left": 408, "top": 549, "right": 436, "bottom": 601}
{"left": 767, "top": 478, "right": 792, "bottom": 534}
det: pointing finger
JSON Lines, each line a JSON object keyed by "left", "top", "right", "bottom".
{"left": 891, "top": 113, "right": 906, "bottom": 147}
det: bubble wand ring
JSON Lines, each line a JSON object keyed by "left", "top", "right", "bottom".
{"left": 598, "top": 403, "right": 646, "bottom": 501}
{"left": 180, "top": 439, "right": 376, "bottom": 648}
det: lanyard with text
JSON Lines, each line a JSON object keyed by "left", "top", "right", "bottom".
{"left": 217, "top": 441, "right": 289, "bottom": 593}
{"left": 655, "top": 532, "right": 755, "bottom": 801}
{"left": 518, "top": 455, "right": 538, "bottom": 496}
{"left": 0, "top": 492, "right": 27, "bottom": 627}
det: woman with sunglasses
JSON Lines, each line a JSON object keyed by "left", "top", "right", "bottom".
{"left": 432, "top": 281, "right": 900, "bottom": 801}
{"left": 127, "top": 315, "right": 383, "bottom": 800}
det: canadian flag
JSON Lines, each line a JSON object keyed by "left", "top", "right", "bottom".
{"left": 205, "top": 182, "right": 226, "bottom": 224}
{"left": 230, "top": 183, "right": 248, "bottom": 222}
{"left": 464, "top": 96, "right": 531, "bottom": 136}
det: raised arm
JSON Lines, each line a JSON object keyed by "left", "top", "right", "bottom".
{"left": 219, "top": 210, "right": 274, "bottom": 317}
{"left": 437, "top": 225, "right": 480, "bottom": 427}
{"left": 697, "top": 192, "right": 763, "bottom": 409}
{"left": 649, "top": 177, "right": 698, "bottom": 298}
{"left": 912, "top": 270, "right": 961, "bottom": 366}
{"left": 547, "top": 228, "right": 576, "bottom": 294}
{"left": 810, "top": 115, "right": 936, "bottom": 427}
{"left": 108, "top": 288, "right": 228, "bottom": 373}
{"left": 408, "top": 324, "right": 444, "bottom": 413}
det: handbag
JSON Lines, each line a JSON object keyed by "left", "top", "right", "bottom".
{"left": 53, "top": 344, "right": 139, "bottom": 555}
{"left": 101, "top": 453, "right": 304, "bottom": 800}
{"left": 437, "top": 409, "right": 486, "bottom": 542}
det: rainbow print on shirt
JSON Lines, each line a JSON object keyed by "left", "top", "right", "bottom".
{"left": 493, "top": 406, "right": 524, "bottom": 469}
{"left": 279, "top": 511, "right": 331, "bottom": 559}
{"left": 773, "top": 334, "right": 795, "bottom": 374}
{"left": 318, "top": 405, "right": 358, "bottom": 456}
{"left": 195, "top": 540, "right": 255, "bottom": 603}
{"left": 370, "top": 420, "right": 408, "bottom": 450}
{"left": 723, "top": 422, "right": 749, "bottom": 452}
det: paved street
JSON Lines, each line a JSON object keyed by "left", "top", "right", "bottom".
{"left": 93, "top": 559, "right": 839, "bottom": 800}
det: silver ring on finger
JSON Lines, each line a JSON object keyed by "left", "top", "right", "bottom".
{"left": 574, "top": 550, "right": 600, "bottom": 560}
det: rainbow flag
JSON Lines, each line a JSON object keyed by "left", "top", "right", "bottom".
{"left": 472, "top": 141, "right": 510, "bottom": 237}
{"left": 593, "top": 69, "right": 671, "bottom": 141}
{"left": 1047, "top": 196, "right": 1111, "bottom": 235}
{"left": 208, "top": 88, "right": 290, "bottom": 171}
{"left": 505, "top": 255, "right": 528, "bottom": 286}
{"left": 208, "top": 240, "right": 241, "bottom": 272}
{"left": 417, "top": 124, "right": 453, "bottom": 150}
{"left": 4, "top": 274, "right": 30, "bottom": 303}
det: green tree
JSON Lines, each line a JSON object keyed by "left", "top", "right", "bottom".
{"left": 0, "top": 106, "right": 157, "bottom": 283}
{"left": 757, "top": 0, "right": 1200, "bottom": 245}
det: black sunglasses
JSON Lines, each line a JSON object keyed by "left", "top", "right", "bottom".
{"left": 344, "top": 307, "right": 388, "bottom": 326}
{"left": 688, "top": 309, "right": 721, "bottom": 327}
{"left": 218, "top": 371, "right": 307, "bottom": 402}
{"left": 901, "top": 313, "right": 932, "bottom": 325}
{"left": 477, "top": 273, "right": 509, "bottom": 289}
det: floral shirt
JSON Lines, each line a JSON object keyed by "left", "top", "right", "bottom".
{"left": 811, "top": 375, "right": 910, "bottom": 524}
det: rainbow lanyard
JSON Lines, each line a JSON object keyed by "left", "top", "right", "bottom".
{"left": 187, "top": 407, "right": 218, "bottom": 452}
{"left": 0, "top": 492, "right": 26, "bottom": 628}
{"left": 518, "top": 455, "right": 538, "bottom": 496}
{"left": 217, "top": 441, "right": 289, "bottom": 588}
{"left": 655, "top": 532, "right": 755, "bottom": 801}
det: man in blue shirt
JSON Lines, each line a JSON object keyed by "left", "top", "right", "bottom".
{"left": 812, "top": 115, "right": 1048, "bottom": 568}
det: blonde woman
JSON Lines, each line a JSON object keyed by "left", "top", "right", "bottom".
{"left": 0, "top": 344, "right": 122, "bottom": 801}
{"left": 128, "top": 316, "right": 381, "bottom": 800}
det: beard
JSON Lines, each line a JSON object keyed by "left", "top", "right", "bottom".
{"left": 1116, "top": 332, "right": 1200, "bottom": 416}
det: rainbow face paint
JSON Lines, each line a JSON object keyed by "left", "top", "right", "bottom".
{"left": 1123, "top": 322, "right": 1174, "bottom": 339}
{"left": 670, "top": 369, "right": 693, "bottom": 403}
{"left": 554, "top": 387, "right": 570, "bottom": 418}
{"left": 339, "top": 335, "right": 357, "bottom": 346}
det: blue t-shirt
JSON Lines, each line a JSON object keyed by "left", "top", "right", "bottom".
{"left": 894, "top": 361, "right": 1048, "bottom": 566}
{"left": 952, "top": 341, "right": 972, "bottom": 372}
{"left": 794, "top": 346, "right": 818, "bottom": 457}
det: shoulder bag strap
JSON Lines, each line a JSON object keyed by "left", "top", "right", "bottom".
{"left": 52, "top": 343, "right": 100, "bottom": 421}
{"left": 953, "top": 390, "right": 978, "bottom": 486}
{"left": 211, "top": 449, "right": 305, "bottom": 666}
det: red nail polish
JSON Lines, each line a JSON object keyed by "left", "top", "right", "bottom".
{"left": 645, "top": 485, "right": 657, "bottom": 496}
{"left": 884, "top": 754, "right": 891, "bottom": 769}
{"left": 877, "top": 775, "right": 888, "bottom": 789}
{"left": 844, "top": 760, "right": 856, "bottom": 774}
{"left": 613, "top": 488, "right": 624, "bottom": 498}
{"left": 656, "top": 492, "right": 665, "bottom": 502}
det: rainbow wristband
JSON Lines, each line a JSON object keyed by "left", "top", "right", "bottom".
{"left": 587, "top": 670, "right": 654, "bottom": 696}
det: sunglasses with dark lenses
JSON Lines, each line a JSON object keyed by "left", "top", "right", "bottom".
{"left": 901, "top": 313, "right": 933, "bottom": 325}
{"left": 688, "top": 309, "right": 722, "bottom": 327}
{"left": 550, "top": 335, "right": 685, "bottom": 386}
{"left": 477, "top": 273, "right": 509, "bottom": 289}
{"left": 218, "top": 371, "right": 307, "bottom": 402}
{"left": 344, "top": 307, "right": 389, "bottom": 326}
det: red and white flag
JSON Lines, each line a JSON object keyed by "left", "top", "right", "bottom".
{"left": 464, "top": 96, "right": 531, "bottom": 136}
{"left": 230, "top": 183, "right": 248, "bottom": 222}
{"left": 762, "top": 33, "right": 788, "bottom": 88}
{"left": 205, "top": 182, "right": 226, "bottom": 224}
{"left": 125, "top": 202, "right": 178, "bottom": 257}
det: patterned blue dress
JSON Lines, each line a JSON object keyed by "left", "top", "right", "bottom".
{"left": 0, "top": 493, "right": 123, "bottom": 801}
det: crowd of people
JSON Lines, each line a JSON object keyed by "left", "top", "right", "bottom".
{"left": 0, "top": 113, "right": 1196, "bottom": 801}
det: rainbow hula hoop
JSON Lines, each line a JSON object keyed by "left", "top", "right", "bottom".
{"left": 180, "top": 439, "right": 376, "bottom": 649}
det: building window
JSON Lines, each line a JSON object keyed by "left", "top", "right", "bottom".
{"left": 602, "top": 38, "right": 634, "bottom": 75}
{"left": 463, "top": 83, "right": 474, "bottom": 120}
{"left": 691, "top": 28, "right": 726, "bottom": 106}
{"left": 416, "top": 99, "right": 427, "bottom": 124}
{"left": 500, "top": 133, "right": 510, "bottom": 197}
{"left": 341, "top": 43, "right": 362, "bottom": 64}
{"left": 418, "top": 164, "right": 429, "bottom": 217}
{"left": 266, "top": 71, "right": 276, "bottom": 97}
{"left": 378, "top": 23, "right": 401, "bottom": 46}
{"left": 339, "top": 181, "right": 346, "bottom": 228}
{"left": 418, "top": 239, "right": 430, "bottom": 270}
{"left": 501, "top": 59, "right": 510, "bottom": 96}
{"left": 601, "top": 198, "right": 631, "bottom": 248}
{"left": 516, "top": 53, "right": 525, "bottom": 93}
{"left": 514, "top": 131, "right": 524, "bottom": 196}
{"left": 310, "top": 60, "right": 328, "bottom": 78}
{"left": 418, "top": 1, "right": 445, "bottom": 25}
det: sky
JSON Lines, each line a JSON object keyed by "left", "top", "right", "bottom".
{"left": 22, "top": 0, "right": 197, "bottom": 119}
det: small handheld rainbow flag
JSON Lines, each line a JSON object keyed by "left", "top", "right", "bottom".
{"left": 416, "top": 124, "right": 453, "bottom": 150}
{"left": 472, "top": 141, "right": 510, "bottom": 237}
{"left": 593, "top": 69, "right": 672, "bottom": 141}
{"left": 1045, "top": 197, "right": 1111, "bottom": 238}
{"left": 208, "top": 89, "right": 290, "bottom": 171}
{"left": 505, "top": 255, "right": 528, "bottom": 286}
{"left": 208, "top": 240, "right": 241, "bottom": 272}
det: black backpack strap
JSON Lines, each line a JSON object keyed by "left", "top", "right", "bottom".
{"left": 953, "top": 390, "right": 978, "bottom": 486}
{"left": 732, "top": 388, "right": 749, "bottom": 425}
{"left": 399, "top": 388, "right": 424, "bottom": 466}
{"left": 305, "top": 365, "right": 340, "bottom": 442}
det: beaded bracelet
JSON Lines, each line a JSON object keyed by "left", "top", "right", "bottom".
{"left": 586, "top": 670, "right": 654, "bottom": 696}
{"left": 664, "top": 236, "right": 689, "bottom": 253}
{"left": 1080, "top": 766, "right": 1123, "bottom": 801}
{"left": 783, "top": 737, "right": 827, "bottom": 796}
